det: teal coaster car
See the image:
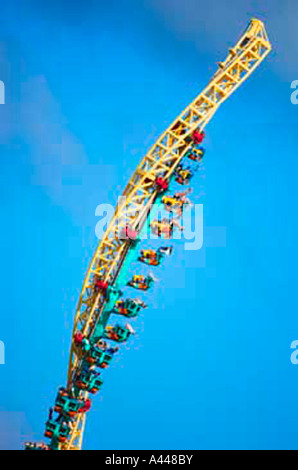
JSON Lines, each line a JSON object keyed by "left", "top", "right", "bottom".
{"left": 139, "top": 247, "right": 173, "bottom": 267}
{"left": 44, "top": 419, "right": 71, "bottom": 444}
{"left": 127, "top": 274, "right": 156, "bottom": 291}
{"left": 75, "top": 368, "right": 103, "bottom": 394}
{"left": 185, "top": 145, "right": 205, "bottom": 162}
{"left": 103, "top": 324, "right": 135, "bottom": 343}
{"left": 85, "top": 346, "right": 113, "bottom": 369}
{"left": 114, "top": 299, "right": 146, "bottom": 318}
{"left": 175, "top": 164, "right": 194, "bottom": 185}
{"left": 54, "top": 387, "right": 85, "bottom": 418}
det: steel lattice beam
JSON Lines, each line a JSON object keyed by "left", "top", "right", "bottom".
{"left": 61, "top": 19, "right": 271, "bottom": 450}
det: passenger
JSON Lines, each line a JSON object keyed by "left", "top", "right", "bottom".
{"left": 126, "top": 323, "right": 136, "bottom": 335}
{"left": 105, "top": 327, "right": 120, "bottom": 341}
{"left": 135, "top": 299, "right": 147, "bottom": 308}
{"left": 174, "top": 190, "right": 192, "bottom": 205}
{"left": 82, "top": 337, "right": 91, "bottom": 352}
{"left": 106, "top": 346, "right": 119, "bottom": 355}
{"left": 97, "top": 340, "right": 107, "bottom": 350}
{"left": 48, "top": 407, "right": 53, "bottom": 421}
{"left": 115, "top": 299, "right": 125, "bottom": 309}
{"left": 158, "top": 246, "right": 173, "bottom": 256}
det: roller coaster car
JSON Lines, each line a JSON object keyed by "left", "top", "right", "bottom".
{"left": 139, "top": 247, "right": 172, "bottom": 266}
{"left": 175, "top": 165, "right": 194, "bottom": 185}
{"left": 75, "top": 368, "right": 103, "bottom": 394}
{"left": 86, "top": 346, "right": 113, "bottom": 369}
{"left": 104, "top": 324, "right": 135, "bottom": 343}
{"left": 162, "top": 195, "right": 181, "bottom": 206}
{"left": 25, "top": 442, "right": 50, "bottom": 451}
{"left": 54, "top": 388, "right": 85, "bottom": 418}
{"left": 139, "top": 249, "right": 161, "bottom": 266}
{"left": 162, "top": 195, "right": 184, "bottom": 212}
{"left": 127, "top": 274, "right": 156, "bottom": 290}
{"left": 44, "top": 420, "right": 71, "bottom": 443}
{"left": 186, "top": 146, "right": 205, "bottom": 162}
{"left": 114, "top": 298, "right": 147, "bottom": 317}
{"left": 150, "top": 219, "right": 174, "bottom": 239}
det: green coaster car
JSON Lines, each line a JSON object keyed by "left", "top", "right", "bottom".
{"left": 85, "top": 346, "right": 113, "bottom": 369}
{"left": 54, "top": 387, "right": 85, "bottom": 418}
{"left": 44, "top": 419, "right": 71, "bottom": 444}
{"left": 127, "top": 274, "right": 156, "bottom": 291}
{"left": 75, "top": 368, "right": 103, "bottom": 394}
{"left": 103, "top": 324, "right": 135, "bottom": 343}
{"left": 114, "top": 299, "right": 146, "bottom": 318}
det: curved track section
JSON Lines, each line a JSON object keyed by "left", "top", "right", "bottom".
{"left": 26, "top": 19, "right": 271, "bottom": 451}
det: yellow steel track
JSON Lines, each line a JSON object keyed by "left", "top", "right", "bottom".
{"left": 62, "top": 19, "right": 271, "bottom": 450}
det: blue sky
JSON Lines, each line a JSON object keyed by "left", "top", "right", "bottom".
{"left": 0, "top": 0, "right": 298, "bottom": 450}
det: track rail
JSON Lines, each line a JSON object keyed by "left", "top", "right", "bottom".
{"left": 61, "top": 19, "right": 271, "bottom": 450}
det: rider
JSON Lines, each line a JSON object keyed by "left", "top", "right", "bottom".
{"left": 106, "top": 346, "right": 120, "bottom": 355}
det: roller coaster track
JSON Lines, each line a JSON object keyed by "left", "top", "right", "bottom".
{"left": 34, "top": 19, "right": 271, "bottom": 451}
